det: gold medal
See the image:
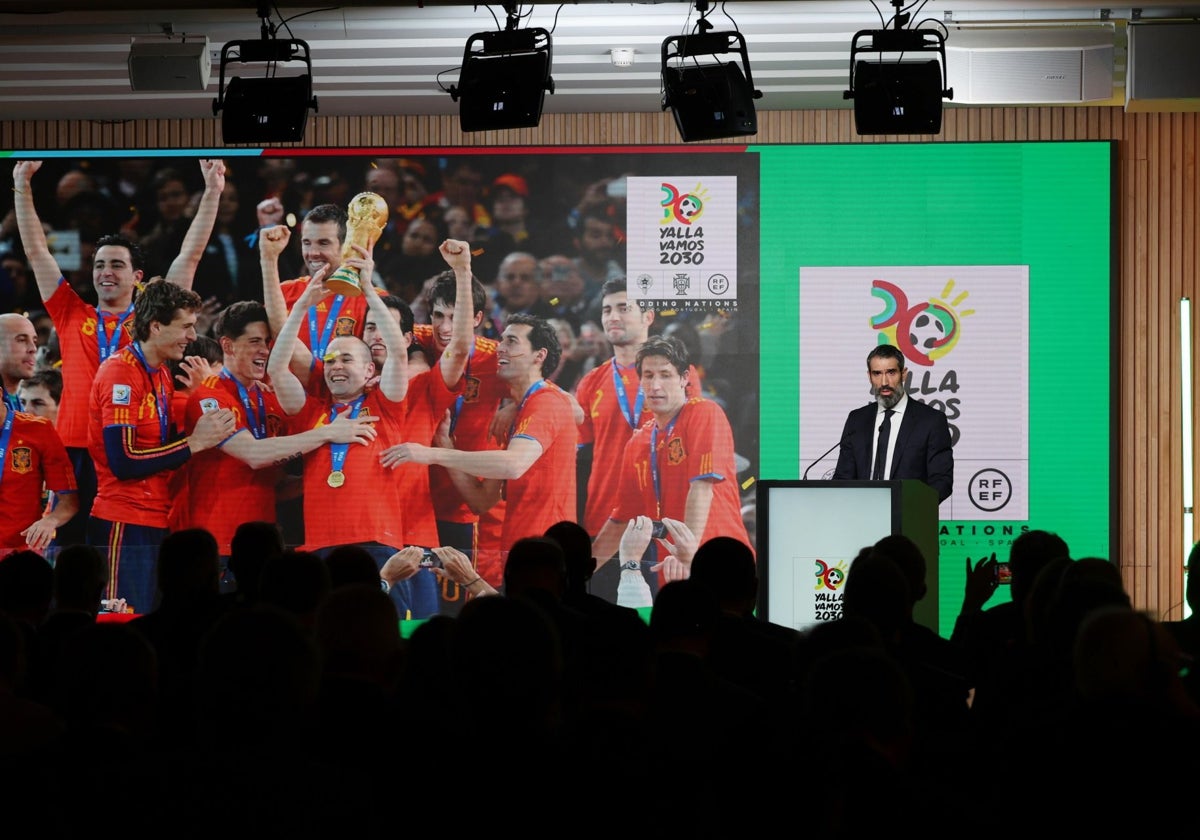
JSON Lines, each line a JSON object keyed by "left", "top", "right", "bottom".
{"left": 327, "top": 470, "right": 346, "bottom": 488}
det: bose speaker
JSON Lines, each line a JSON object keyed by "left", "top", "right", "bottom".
{"left": 128, "top": 39, "right": 211, "bottom": 91}
{"left": 853, "top": 59, "right": 944, "bottom": 135}
{"left": 945, "top": 28, "right": 1113, "bottom": 105}
{"left": 662, "top": 61, "right": 758, "bottom": 142}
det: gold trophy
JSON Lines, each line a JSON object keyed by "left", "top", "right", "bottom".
{"left": 324, "top": 192, "right": 389, "bottom": 297}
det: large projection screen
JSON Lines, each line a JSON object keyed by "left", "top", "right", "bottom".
{"left": 1, "top": 142, "right": 1113, "bottom": 634}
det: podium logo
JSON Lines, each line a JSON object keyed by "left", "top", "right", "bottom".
{"left": 869, "top": 278, "right": 974, "bottom": 367}
{"left": 814, "top": 558, "right": 848, "bottom": 591}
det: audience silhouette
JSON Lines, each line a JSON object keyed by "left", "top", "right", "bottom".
{"left": 0, "top": 523, "right": 1193, "bottom": 836}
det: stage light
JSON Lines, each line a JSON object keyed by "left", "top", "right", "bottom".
{"left": 843, "top": 2, "right": 953, "bottom": 136}
{"left": 450, "top": 26, "right": 554, "bottom": 132}
{"left": 661, "top": 29, "right": 761, "bottom": 142}
{"left": 851, "top": 57, "right": 946, "bottom": 134}
{"left": 212, "top": 37, "right": 318, "bottom": 144}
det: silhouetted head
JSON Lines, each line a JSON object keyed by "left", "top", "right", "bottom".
{"left": 690, "top": 536, "right": 757, "bottom": 615}
{"left": 1009, "top": 529, "right": 1070, "bottom": 604}
{"left": 322, "top": 544, "right": 380, "bottom": 591}
{"left": 842, "top": 549, "right": 909, "bottom": 644}
{"left": 871, "top": 533, "right": 926, "bottom": 605}
{"left": 0, "top": 550, "right": 54, "bottom": 625}
{"left": 504, "top": 537, "right": 568, "bottom": 601}
{"left": 544, "top": 520, "right": 596, "bottom": 592}
{"left": 156, "top": 528, "right": 220, "bottom": 601}
{"left": 649, "top": 579, "right": 720, "bottom": 655}
{"left": 228, "top": 521, "right": 284, "bottom": 603}
{"left": 53, "top": 544, "right": 108, "bottom": 613}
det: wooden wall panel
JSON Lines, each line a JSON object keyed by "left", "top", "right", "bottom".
{"left": 3, "top": 105, "right": 1198, "bottom": 618}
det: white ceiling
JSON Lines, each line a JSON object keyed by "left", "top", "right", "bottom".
{"left": 1, "top": 1, "right": 1198, "bottom": 122}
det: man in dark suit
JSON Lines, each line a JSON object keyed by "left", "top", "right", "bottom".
{"left": 832, "top": 344, "right": 953, "bottom": 502}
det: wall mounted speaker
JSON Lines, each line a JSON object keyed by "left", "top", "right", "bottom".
{"left": 128, "top": 38, "right": 211, "bottom": 91}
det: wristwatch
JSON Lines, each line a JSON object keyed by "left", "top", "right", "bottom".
{"left": 621, "top": 560, "right": 641, "bottom": 571}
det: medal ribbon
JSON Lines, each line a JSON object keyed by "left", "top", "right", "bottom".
{"left": 327, "top": 394, "right": 367, "bottom": 477}
{"left": 449, "top": 341, "right": 476, "bottom": 436}
{"left": 128, "top": 341, "right": 170, "bottom": 445}
{"left": 507, "top": 379, "right": 546, "bottom": 441}
{"left": 1, "top": 387, "right": 19, "bottom": 413}
{"left": 308, "top": 294, "right": 346, "bottom": 365}
{"left": 649, "top": 409, "right": 682, "bottom": 520}
{"left": 97, "top": 302, "right": 136, "bottom": 362}
{"left": 612, "top": 360, "right": 644, "bottom": 430}
{"left": 221, "top": 369, "right": 267, "bottom": 440}
{"left": 0, "top": 407, "right": 16, "bottom": 489}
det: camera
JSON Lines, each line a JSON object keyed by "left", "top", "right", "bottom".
{"left": 417, "top": 547, "right": 441, "bottom": 568}
{"left": 995, "top": 561, "right": 1012, "bottom": 585}
{"left": 650, "top": 520, "right": 668, "bottom": 539}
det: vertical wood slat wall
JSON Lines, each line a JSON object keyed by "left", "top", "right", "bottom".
{"left": 3, "top": 106, "right": 1197, "bottom": 619}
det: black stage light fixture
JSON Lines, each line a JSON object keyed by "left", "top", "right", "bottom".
{"left": 450, "top": 27, "right": 554, "bottom": 132}
{"left": 212, "top": 38, "right": 318, "bottom": 144}
{"left": 661, "top": 29, "right": 761, "bottom": 142}
{"left": 844, "top": 25, "right": 953, "bottom": 136}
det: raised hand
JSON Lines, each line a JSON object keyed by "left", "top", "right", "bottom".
{"left": 439, "top": 238, "right": 472, "bottom": 272}
{"left": 175, "top": 354, "right": 218, "bottom": 391}
{"left": 259, "top": 224, "right": 292, "bottom": 261}
{"left": 12, "top": 159, "right": 42, "bottom": 190}
{"left": 962, "top": 552, "right": 1000, "bottom": 612}
{"left": 657, "top": 517, "right": 699, "bottom": 565}
{"left": 618, "top": 515, "right": 654, "bottom": 562}
{"left": 200, "top": 158, "right": 226, "bottom": 192}
{"left": 257, "top": 196, "right": 285, "bottom": 227}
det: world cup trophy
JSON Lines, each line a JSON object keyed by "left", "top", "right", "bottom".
{"left": 325, "top": 192, "right": 389, "bottom": 296}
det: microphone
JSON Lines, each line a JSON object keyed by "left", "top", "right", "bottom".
{"left": 803, "top": 432, "right": 850, "bottom": 480}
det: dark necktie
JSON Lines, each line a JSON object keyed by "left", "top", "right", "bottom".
{"left": 872, "top": 408, "right": 894, "bottom": 480}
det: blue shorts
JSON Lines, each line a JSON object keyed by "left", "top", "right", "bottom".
{"left": 87, "top": 517, "right": 167, "bottom": 614}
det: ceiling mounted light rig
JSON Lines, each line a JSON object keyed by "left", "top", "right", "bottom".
{"left": 449, "top": 3, "right": 555, "bottom": 132}
{"left": 661, "top": 0, "right": 762, "bottom": 142}
{"left": 844, "top": 0, "right": 954, "bottom": 135}
{"left": 212, "top": 2, "right": 318, "bottom": 144}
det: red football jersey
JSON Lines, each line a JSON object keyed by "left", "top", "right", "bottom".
{"left": 499, "top": 382, "right": 577, "bottom": 552}
{"left": 0, "top": 411, "right": 76, "bottom": 549}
